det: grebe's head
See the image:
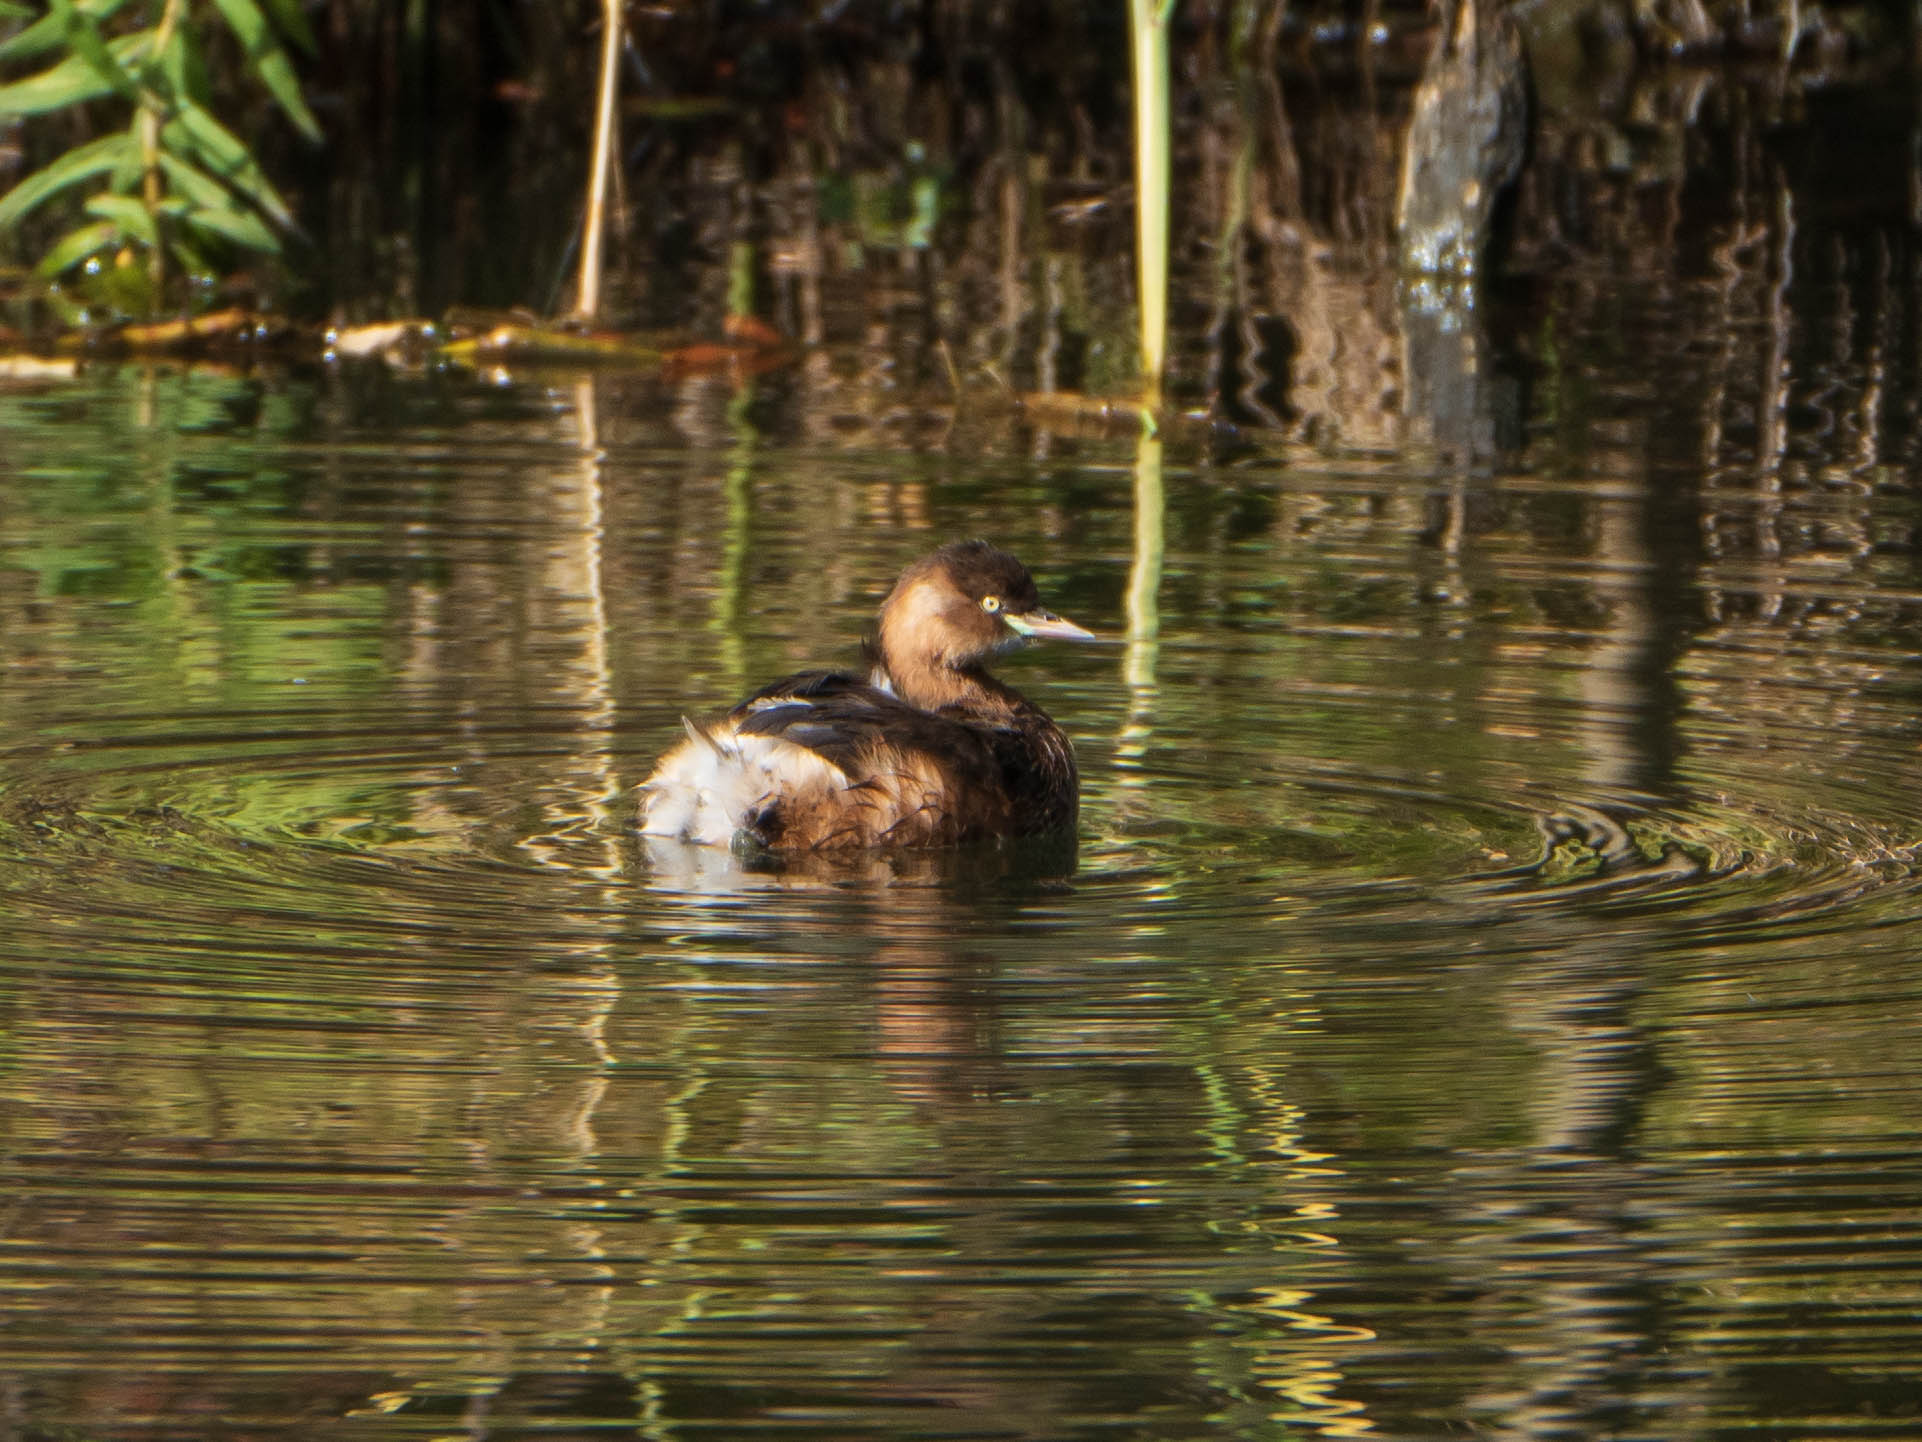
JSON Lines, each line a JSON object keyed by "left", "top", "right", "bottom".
{"left": 877, "top": 540, "right": 1094, "bottom": 674}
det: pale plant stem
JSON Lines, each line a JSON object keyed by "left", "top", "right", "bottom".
{"left": 1129, "top": 0, "right": 1176, "bottom": 408}
{"left": 576, "top": 0, "right": 623, "bottom": 319}
{"left": 139, "top": 0, "right": 189, "bottom": 291}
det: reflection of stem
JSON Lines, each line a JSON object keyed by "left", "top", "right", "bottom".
{"left": 710, "top": 379, "right": 758, "bottom": 694}
{"left": 571, "top": 378, "right": 618, "bottom": 860}
{"left": 136, "top": 370, "right": 195, "bottom": 682}
{"left": 1126, "top": 432, "right": 1165, "bottom": 688}
{"left": 576, "top": 380, "right": 612, "bottom": 748}
{"left": 574, "top": 0, "right": 623, "bottom": 319}
{"left": 522, "top": 379, "right": 620, "bottom": 876}
{"left": 1581, "top": 489, "right": 1655, "bottom": 795}
{"left": 1117, "top": 430, "right": 1165, "bottom": 788}
{"left": 1756, "top": 174, "right": 1795, "bottom": 622}
{"left": 707, "top": 245, "right": 759, "bottom": 689}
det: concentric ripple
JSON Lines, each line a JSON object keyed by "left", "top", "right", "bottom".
{"left": 4, "top": 370, "right": 1921, "bottom": 1440}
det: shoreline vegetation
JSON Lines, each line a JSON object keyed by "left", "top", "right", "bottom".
{"left": 0, "top": 1, "right": 1908, "bottom": 420}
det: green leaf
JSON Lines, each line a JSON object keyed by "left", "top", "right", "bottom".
{"left": 209, "top": 0, "right": 271, "bottom": 52}
{"left": 39, "top": 284, "right": 89, "bottom": 327}
{"left": 86, "top": 191, "right": 158, "bottom": 247}
{"left": 0, "top": 0, "right": 135, "bottom": 65}
{"left": 109, "top": 146, "right": 146, "bottom": 192}
{"left": 0, "top": 130, "right": 139, "bottom": 229}
{"left": 49, "top": 0, "right": 139, "bottom": 101}
{"left": 171, "top": 23, "right": 214, "bottom": 108}
{"left": 168, "top": 233, "right": 212, "bottom": 275}
{"left": 0, "top": 47, "right": 119, "bottom": 115}
{"left": 154, "top": 150, "right": 226, "bottom": 208}
{"left": 182, "top": 203, "right": 279, "bottom": 254}
{"left": 0, "top": 8, "right": 59, "bottom": 60}
{"left": 254, "top": 45, "right": 320, "bottom": 141}
{"left": 0, "top": 28, "right": 149, "bottom": 114}
{"left": 208, "top": 0, "right": 321, "bottom": 140}
{"left": 162, "top": 100, "right": 293, "bottom": 227}
{"left": 257, "top": 0, "right": 316, "bottom": 55}
{"left": 34, "top": 217, "right": 119, "bottom": 277}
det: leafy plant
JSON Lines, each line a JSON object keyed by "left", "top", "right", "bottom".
{"left": 0, "top": 0, "right": 320, "bottom": 315}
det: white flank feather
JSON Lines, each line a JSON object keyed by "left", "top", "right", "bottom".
{"left": 640, "top": 716, "right": 852, "bottom": 847}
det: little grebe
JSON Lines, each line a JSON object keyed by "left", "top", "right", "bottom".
{"left": 641, "top": 540, "right": 1095, "bottom": 850}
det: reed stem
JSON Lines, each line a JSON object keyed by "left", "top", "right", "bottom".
{"left": 575, "top": 0, "right": 624, "bottom": 319}
{"left": 1129, "top": 0, "right": 1177, "bottom": 407}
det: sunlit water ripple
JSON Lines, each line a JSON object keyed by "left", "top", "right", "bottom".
{"left": 3, "top": 370, "right": 1921, "bottom": 1439}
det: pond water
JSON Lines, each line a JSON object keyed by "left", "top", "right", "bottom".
{"left": 3, "top": 338, "right": 1919, "bottom": 1440}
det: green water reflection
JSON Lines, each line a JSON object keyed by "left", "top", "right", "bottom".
{"left": 2, "top": 359, "right": 1921, "bottom": 1440}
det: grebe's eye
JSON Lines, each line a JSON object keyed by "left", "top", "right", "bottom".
{"left": 981, "top": 595, "right": 1001, "bottom": 614}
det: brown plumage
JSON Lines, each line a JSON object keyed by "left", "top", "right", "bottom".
{"left": 640, "top": 541, "right": 1095, "bottom": 850}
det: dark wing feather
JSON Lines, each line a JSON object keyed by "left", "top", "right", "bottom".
{"left": 734, "top": 668, "right": 864, "bottom": 707}
{"left": 726, "top": 672, "right": 1025, "bottom": 843}
{"left": 732, "top": 675, "right": 997, "bottom": 775}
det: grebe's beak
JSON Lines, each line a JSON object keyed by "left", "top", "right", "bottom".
{"left": 1005, "top": 608, "right": 1097, "bottom": 643}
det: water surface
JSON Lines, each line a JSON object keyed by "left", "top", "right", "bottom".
{"left": 3, "top": 342, "right": 1920, "bottom": 1441}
